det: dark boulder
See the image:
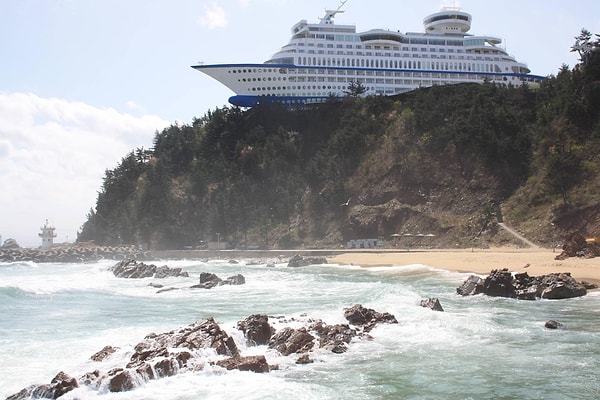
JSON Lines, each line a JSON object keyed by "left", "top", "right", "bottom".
{"left": 540, "top": 273, "right": 587, "bottom": 299}
{"left": 420, "top": 297, "right": 444, "bottom": 312}
{"left": 458, "top": 270, "right": 588, "bottom": 300}
{"left": 237, "top": 314, "right": 274, "bottom": 346}
{"left": 544, "top": 320, "right": 564, "bottom": 329}
{"left": 192, "top": 272, "right": 246, "bottom": 289}
{"left": 456, "top": 275, "right": 482, "bottom": 296}
{"left": 196, "top": 272, "right": 222, "bottom": 288}
{"left": 90, "top": 345, "right": 119, "bottom": 362}
{"left": 223, "top": 274, "right": 246, "bottom": 285}
{"left": 287, "top": 254, "right": 328, "bottom": 268}
{"left": 479, "top": 268, "right": 515, "bottom": 297}
{"left": 215, "top": 355, "right": 270, "bottom": 373}
{"left": 343, "top": 304, "right": 398, "bottom": 332}
{"left": 6, "top": 371, "right": 78, "bottom": 400}
{"left": 309, "top": 320, "right": 357, "bottom": 353}
{"left": 296, "top": 354, "right": 314, "bottom": 364}
{"left": 268, "top": 327, "right": 315, "bottom": 355}
{"left": 110, "top": 259, "right": 188, "bottom": 279}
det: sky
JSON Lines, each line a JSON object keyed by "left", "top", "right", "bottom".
{"left": 1, "top": 0, "right": 599, "bottom": 248}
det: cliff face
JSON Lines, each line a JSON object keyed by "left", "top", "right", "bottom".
{"left": 78, "top": 63, "right": 600, "bottom": 249}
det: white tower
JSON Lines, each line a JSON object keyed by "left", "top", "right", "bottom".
{"left": 39, "top": 219, "right": 57, "bottom": 250}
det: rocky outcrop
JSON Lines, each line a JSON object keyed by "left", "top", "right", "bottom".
{"left": 309, "top": 320, "right": 357, "bottom": 353}
{"left": 555, "top": 231, "right": 600, "bottom": 260}
{"left": 268, "top": 327, "right": 315, "bottom": 356}
{"left": 420, "top": 297, "right": 444, "bottom": 312}
{"left": 215, "top": 355, "right": 270, "bottom": 373}
{"left": 343, "top": 304, "right": 398, "bottom": 332}
{"left": 237, "top": 314, "right": 274, "bottom": 346}
{"left": 6, "top": 371, "right": 78, "bottom": 400}
{"left": 110, "top": 259, "right": 189, "bottom": 279}
{"left": 0, "top": 245, "right": 151, "bottom": 263}
{"left": 287, "top": 254, "right": 328, "bottom": 268}
{"left": 7, "top": 305, "right": 397, "bottom": 398}
{"left": 191, "top": 272, "right": 246, "bottom": 289}
{"left": 90, "top": 346, "right": 119, "bottom": 362}
{"left": 457, "top": 269, "right": 588, "bottom": 300}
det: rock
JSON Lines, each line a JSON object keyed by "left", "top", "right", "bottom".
{"left": 90, "top": 345, "right": 119, "bottom": 362}
{"left": 540, "top": 276, "right": 587, "bottom": 299}
{"left": 5, "top": 371, "right": 78, "bottom": 400}
{"left": 191, "top": 272, "right": 246, "bottom": 289}
{"left": 154, "top": 265, "right": 189, "bottom": 278}
{"left": 223, "top": 274, "right": 246, "bottom": 285}
{"left": 215, "top": 355, "right": 270, "bottom": 373}
{"left": 107, "top": 368, "right": 136, "bottom": 392}
{"left": 479, "top": 269, "right": 515, "bottom": 297}
{"left": 458, "top": 270, "right": 588, "bottom": 300}
{"left": 237, "top": 314, "right": 274, "bottom": 346}
{"left": 156, "top": 287, "right": 178, "bottom": 294}
{"left": 49, "top": 371, "right": 79, "bottom": 398}
{"left": 343, "top": 304, "right": 398, "bottom": 332}
{"left": 296, "top": 354, "right": 314, "bottom": 364}
{"left": 456, "top": 275, "right": 482, "bottom": 296}
{"left": 309, "top": 320, "right": 356, "bottom": 353}
{"left": 268, "top": 327, "right": 315, "bottom": 356}
{"left": 555, "top": 231, "right": 600, "bottom": 260}
{"left": 545, "top": 320, "right": 564, "bottom": 329}
{"left": 420, "top": 297, "right": 444, "bottom": 311}
{"left": 110, "top": 259, "right": 188, "bottom": 279}
{"left": 106, "top": 318, "right": 238, "bottom": 392}
{"left": 193, "top": 272, "right": 223, "bottom": 289}
{"left": 5, "top": 385, "right": 53, "bottom": 400}
{"left": 581, "top": 281, "right": 599, "bottom": 290}
{"left": 287, "top": 254, "right": 328, "bottom": 268}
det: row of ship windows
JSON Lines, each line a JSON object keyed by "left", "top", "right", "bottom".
{"left": 294, "top": 58, "right": 501, "bottom": 72}
{"left": 246, "top": 74, "right": 519, "bottom": 93}
{"left": 229, "top": 62, "right": 502, "bottom": 80}
{"left": 299, "top": 43, "right": 467, "bottom": 54}
{"left": 295, "top": 54, "right": 500, "bottom": 66}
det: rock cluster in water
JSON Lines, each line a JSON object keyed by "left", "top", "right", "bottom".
{"left": 6, "top": 305, "right": 397, "bottom": 399}
{"left": 457, "top": 268, "right": 596, "bottom": 300}
{"left": 286, "top": 254, "right": 328, "bottom": 267}
{"left": 110, "top": 259, "right": 189, "bottom": 279}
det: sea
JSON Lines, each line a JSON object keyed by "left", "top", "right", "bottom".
{"left": 1, "top": 257, "right": 599, "bottom": 399}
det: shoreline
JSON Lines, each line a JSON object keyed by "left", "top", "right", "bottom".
{"left": 328, "top": 248, "right": 600, "bottom": 285}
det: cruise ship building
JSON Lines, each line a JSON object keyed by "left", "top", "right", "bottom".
{"left": 193, "top": 4, "right": 544, "bottom": 107}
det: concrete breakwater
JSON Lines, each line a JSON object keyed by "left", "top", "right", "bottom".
{"left": 0, "top": 246, "right": 151, "bottom": 263}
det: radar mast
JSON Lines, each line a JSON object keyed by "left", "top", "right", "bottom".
{"left": 320, "top": 0, "right": 348, "bottom": 25}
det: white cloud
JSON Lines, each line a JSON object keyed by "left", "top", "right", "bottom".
{"left": 0, "top": 92, "right": 171, "bottom": 247}
{"left": 198, "top": 2, "right": 228, "bottom": 30}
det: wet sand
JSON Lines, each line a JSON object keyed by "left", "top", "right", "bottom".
{"left": 329, "top": 248, "right": 600, "bottom": 285}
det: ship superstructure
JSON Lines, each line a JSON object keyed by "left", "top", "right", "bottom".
{"left": 192, "top": 2, "right": 544, "bottom": 107}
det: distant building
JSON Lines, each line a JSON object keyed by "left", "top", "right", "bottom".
{"left": 346, "top": 238, "right": 384, "bottom": 249}
{"left": 39, "top": 220, "right": 57, "bottom": 250}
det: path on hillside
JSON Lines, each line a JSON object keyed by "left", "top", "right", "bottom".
{"left": 498, "top": 223, "right": 540, "bottom": 248}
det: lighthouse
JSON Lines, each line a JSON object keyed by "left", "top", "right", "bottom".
{"left": 39, "top": 219, "right": 57, "bottom": 250}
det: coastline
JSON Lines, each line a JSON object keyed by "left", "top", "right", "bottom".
{"left": 328, "top": 248, "right": 600, "bottom": 285}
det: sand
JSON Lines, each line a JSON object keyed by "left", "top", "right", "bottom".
{"left": 329, "top": 248, "right": 600, "bottom": 285}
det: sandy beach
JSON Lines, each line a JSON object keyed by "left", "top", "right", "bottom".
{"left": 329, "top": 248, "right": 600, "bottom": 285}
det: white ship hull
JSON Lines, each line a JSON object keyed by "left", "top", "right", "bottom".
{"left": 193, "top": 62, "right": 543, "bottom": 107}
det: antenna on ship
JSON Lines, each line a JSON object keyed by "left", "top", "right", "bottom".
{"left": 320, "top": 0, "right": 348, "bottom": 25}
